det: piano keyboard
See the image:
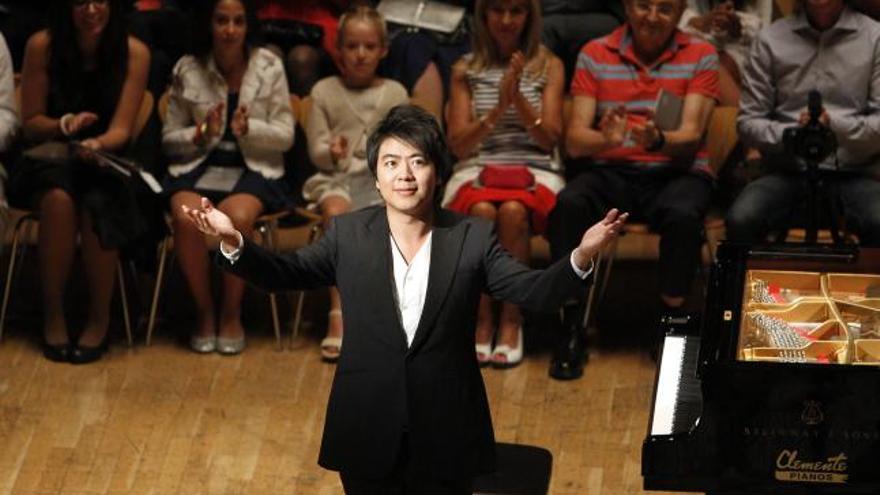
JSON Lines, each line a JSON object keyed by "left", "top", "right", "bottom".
{"left": 650, "top": 334, "right": 703, "bottom": 436}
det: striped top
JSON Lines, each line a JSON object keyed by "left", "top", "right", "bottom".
{"left": 572, "top": 25, "right": 719, "bottom": 176}
{"left": 466, "top": 55, "right": 559, "bottom": 173}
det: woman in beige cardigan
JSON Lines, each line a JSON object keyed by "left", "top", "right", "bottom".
{"left": 303, "top": 6, "right": 408, "bottom": 361}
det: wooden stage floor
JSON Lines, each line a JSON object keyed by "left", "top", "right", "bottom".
{"left": 0, "top": 326, "right": 690, "bottom": 495}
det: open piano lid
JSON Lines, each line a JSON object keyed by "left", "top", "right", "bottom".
{"left": 643, "top": 243, "right": 880, "bottom": 494}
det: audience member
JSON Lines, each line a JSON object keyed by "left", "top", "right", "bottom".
{"left": 10, "top": 0, "right": 150, "bottom": 364}
{"left": 679, "top": 0, "right": 770, "bottom": 106}
{"left": 128, "top": 0, "right": 191, "bottom": 95}
{"left": 548, "top": 0, "right": 718, "bottom": 378}
{"left": 162, "top": 0, "right": 294, "bottom": 355}
{"left": 541, "top": 0, "right": 623, "bottom": 84}
{"left": 445, "top": 0, "right": 565, "bottom": 368}
{"left": 727, "top": 0, "right": 880, "bottom": 246}
{"left": 303, "top": 6, "right": 409, "bottom": 362}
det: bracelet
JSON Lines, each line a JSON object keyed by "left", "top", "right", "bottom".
{"left": 526, "top": 117, "right": 542, "bottom": 130}
{"left": 645, "top": 129, "right": 666, "bottom": 152}
{"left": 59, "top": 113, "right": 75, "bottom": 136}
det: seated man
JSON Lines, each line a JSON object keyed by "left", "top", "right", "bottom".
{"left": 548, "top": 0, "right": 719, "bottom": 379}
{"left": 727, "top": 0, "right": 880, "bottom": 246}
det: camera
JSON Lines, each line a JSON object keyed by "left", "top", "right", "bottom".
{"left": 783, "top": 90, "right": 837, "bottom": 165}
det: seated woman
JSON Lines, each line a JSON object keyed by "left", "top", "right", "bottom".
{"left": 303, "top": 5, "right": 409, "bottom": 362}
{"left": 445, "top": 0, "right": 564, "bottom": 368}
{"left": 162, "top": 0, "right": 294, "bottom": 355}
{"left": 10, "top": 0, "right": 149, "bottom": 364}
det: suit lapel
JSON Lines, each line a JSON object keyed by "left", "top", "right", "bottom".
{"left": 363, "top": 209, "right": 409, "bottom": 352}
{"left": 407, "top": 210, "right": 467, "bottom": 356}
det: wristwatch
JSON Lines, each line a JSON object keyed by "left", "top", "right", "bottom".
{"left": 645, "top": 129, "right": 665, "bottom": 152}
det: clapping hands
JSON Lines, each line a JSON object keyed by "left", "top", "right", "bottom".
{"left": 329, "top": 135, "right": 349, "bottom": 164}
{"left": 231, "top": 104, "right": 249, "bottom": 137}
{"left": 498, "top": 51, "right": 525, "bottom": 110}
{"left": 598, "top": 105, "right": 628, "bottom": 147}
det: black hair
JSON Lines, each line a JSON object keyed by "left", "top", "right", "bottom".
{"left": 366, "top": 105, "right": 452, "bottom": 186}
{"left": 190, "top": 0, "right": 262, "bottom": 60}
{"left": 48, "top": 0, "right": 129, "bottom": 112}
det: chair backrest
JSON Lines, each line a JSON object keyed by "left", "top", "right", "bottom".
{"left": 131, "top": 90, "right": 153, "bottom": 143}
{"left": 298, "top": 95, "right": 312, "bottom": 128}
{"left": 706, "top": 105, "right": 738, "bottom": 175}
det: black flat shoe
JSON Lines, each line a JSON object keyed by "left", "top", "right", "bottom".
{"left": 70, "top": 339, "right": 108, "bottom": 365}
{"left": 549, "top": 305, "right": 587, "bottom": 381}
{"left": 42, "top": 341, "right": 71, "bottom": 363}
{"left": 549, "top": 334, "right": 587, "bottom": 381}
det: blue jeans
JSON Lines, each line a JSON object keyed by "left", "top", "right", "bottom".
{"left": 725, "top": 172, "right": 880, "bottom": 246}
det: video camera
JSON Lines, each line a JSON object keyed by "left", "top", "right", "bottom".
{"left": 783, "top": 90, "right": 837, "bottom": 165}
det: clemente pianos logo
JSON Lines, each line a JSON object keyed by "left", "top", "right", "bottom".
{"left": 775, "top": 450, "right": 849, "bottom": 484}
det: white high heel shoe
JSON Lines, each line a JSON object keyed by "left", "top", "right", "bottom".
{"left": 491, "top": 326, "right": 523, "bottom": 369}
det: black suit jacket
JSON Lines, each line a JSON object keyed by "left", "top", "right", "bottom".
{"left": 220, "top": 206, "right": 590, "bottom": 480}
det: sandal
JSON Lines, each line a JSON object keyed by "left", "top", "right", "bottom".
{"left": 321, "top": 309, "right": 343, "bottom": 362}
{"left": 475, "top": 342, "right": 493, "bottom": 367}
{"left": 491, "top": 326, "right": 524, "bottom": 369}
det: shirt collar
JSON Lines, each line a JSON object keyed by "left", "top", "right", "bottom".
{"left": 791, "top": 5, "right": 860, "bottom": 36}
{"left": 603, "top": 24, "right": 691, "bottom": 65}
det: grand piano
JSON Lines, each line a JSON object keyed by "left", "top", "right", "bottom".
{"left": 643, "top": 242, "right": 880, "bottom": 494}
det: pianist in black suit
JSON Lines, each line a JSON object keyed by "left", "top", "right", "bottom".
{"left": 181, "top": 105, "right": 628, "bottom": 494}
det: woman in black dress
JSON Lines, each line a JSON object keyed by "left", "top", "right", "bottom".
{"left": 13, "top": 0, "right": 150, "bottom": 363}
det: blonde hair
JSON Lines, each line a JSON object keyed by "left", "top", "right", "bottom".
{"left": 469, "top": 0, "right": 548, "bottom": 75}
{"left": 336, "top": 5, "right": 388, "bottom": 49}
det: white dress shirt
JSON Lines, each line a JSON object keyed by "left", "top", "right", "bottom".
{"left": 220, "top": 231, "right": 594, "bottom": 347}
{"left": 390, "top": 233, "right": 433, "bottom": 347}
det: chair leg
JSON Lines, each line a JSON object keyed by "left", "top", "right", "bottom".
{"left": 262, "top": 221, "right": 283, "bottom": 350}
{"left": 291, "top": 223, "right": 322, "bottom": 348}
{"left": 117, "top": 261, "right": 133, "bottom": 347}
{"left": 146, "top": 236, "right": 170, "bottom": 346}
{"left": 0, "top": 216, "right": 30, "bottom": 340}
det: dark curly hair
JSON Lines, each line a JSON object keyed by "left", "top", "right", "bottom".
{"left": 190, "top": 0, "right": 262, "bottom": 61}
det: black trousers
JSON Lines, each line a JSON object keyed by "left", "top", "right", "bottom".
{"left": 340, "top": 436, "right": 473, "bottom": 495}
{"left": 548, "top": 165, "right": 713, "bottom": 298}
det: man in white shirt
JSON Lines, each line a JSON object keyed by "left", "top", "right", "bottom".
{"left": 182, "top": 105, "right": 627, "bottom": 494}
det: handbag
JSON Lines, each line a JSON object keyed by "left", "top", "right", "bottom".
{"left": 477, "top": 164, "right": 535, "bottom": 190}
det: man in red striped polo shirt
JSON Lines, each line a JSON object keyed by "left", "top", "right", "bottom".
{"left": 547, "top": 0, "right": 720, "bottom": 379}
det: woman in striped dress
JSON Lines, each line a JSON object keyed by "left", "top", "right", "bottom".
{"left": 445, "top": 0, "right": 565, "bottom": 368}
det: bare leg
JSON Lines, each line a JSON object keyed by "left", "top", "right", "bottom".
{"left": 717, "top": 51, "right": 741, "bottom": 107}
{"left": 320, "top": 196, "right": 351, "bottom": 350}
{"left": 77, "top": 212, "right": 119, "bottom": 347}
{"left": 37, "top": 188, "right": 78, "bottom": 345}
{"left": 468, "top": 201, "right": 498, "bottom": 354}
{"left": 411, "top": 62, "right": 443, "bottom": 122}
{"left": 216, "top": 193, "right": 264, "bottom": 340}
{"left": 170, "top": 191, "right": 216, "bottom": 339}
{"left": 494, "top": 201, "right": 530, "bottom": 359}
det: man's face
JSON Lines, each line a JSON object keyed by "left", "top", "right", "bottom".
{"left": 375, "top": 137, "right": 437, "bottom": 219}
{"left": 804, "top": 0, "right": 845, "bottom": 30}
{"left": 625, "top": 0, "right": 684, "bottom": 56}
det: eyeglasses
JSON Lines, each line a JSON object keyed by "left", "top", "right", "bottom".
{"left": 72, "top": 0, "right": 109, "bottom": 8}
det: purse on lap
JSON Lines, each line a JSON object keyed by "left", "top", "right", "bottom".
{"left": 476, "top": 164, "right": 535, "bottom": 190}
